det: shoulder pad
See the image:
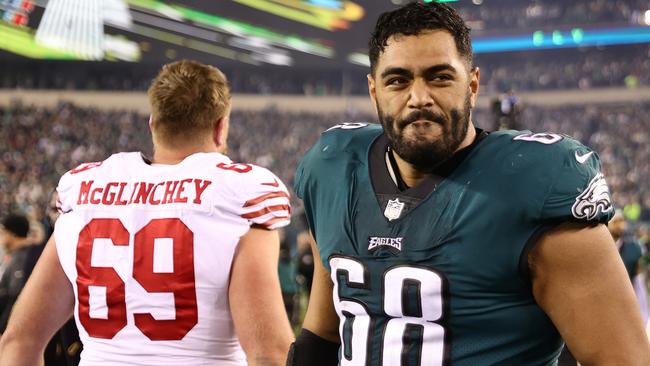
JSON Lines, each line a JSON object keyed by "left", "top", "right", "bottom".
{"left": 507, "top": 131, "right": 613, "bottom": 223}
{"left": 56, "top": 157, "right": 112, "bottom": 213}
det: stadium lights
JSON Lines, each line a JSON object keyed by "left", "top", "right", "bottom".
{"left": 475, "top": 27, "right": 650, "bottom": 53}
{"left": 350, "top": 25, "right": 650, "bottom": 63}
{"left": 230, "top": 0, "right": 364, "bottom": 31}
{"left": 533, "top": 29, "right": 585, "bottom": 47}
{"left": 127, "top": 1, "right": 335, "bottom": 58}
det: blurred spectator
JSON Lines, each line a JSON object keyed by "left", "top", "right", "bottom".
{"left": 0, "top": 205, "right": 80, "bottom": 365}
{"left": 456, "top": 0, "right": 648, "bottom": 32}
{"left": 278, "top": 228, "right": 299, "bottom": 327}
{"left": 610, "top": 211, "right": 644, "bottom": 281}
{"left": 0, "top": 213, "right": 31, "bottom": 332}
{"left": 491, "top": 89, "right": 521, "bottom": 130}
{"left": 479, "top": 45, "right": 650, "bottom": 93}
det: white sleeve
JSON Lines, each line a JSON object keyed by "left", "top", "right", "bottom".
{"left": 235, "top": 166, "right": 292, "bottom": 230}
{"left": 55, "top": 161, "right": 104, "bottom": 214}
{"left": 55, "top": 170, "right": 76, "bottom": 214}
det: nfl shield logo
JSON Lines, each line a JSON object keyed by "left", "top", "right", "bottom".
{"left": 384, "top": 198, "right": 405, "bottom": 221}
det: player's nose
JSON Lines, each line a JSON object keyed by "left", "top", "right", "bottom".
{"left": 407, "top": 78, "right": 434, "bottom": 110}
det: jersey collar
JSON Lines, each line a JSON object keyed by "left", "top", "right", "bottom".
{"left": 370, "top": 127, "right": 488, "bottom": 197}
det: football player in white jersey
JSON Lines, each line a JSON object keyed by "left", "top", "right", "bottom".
{"left": 0, "top": 60, "right": 295, "bottom": 366}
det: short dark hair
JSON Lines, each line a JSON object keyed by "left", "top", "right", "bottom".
{"left": 368, "top": 1, "right": 473, "bottom": 74}
{"left": 2, "top": 214, "right": 29, "bottom": 238}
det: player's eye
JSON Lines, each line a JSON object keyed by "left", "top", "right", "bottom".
{"left": 430, "top": 74, "right": 453, "bottom": 82}
{"left": 385, "top": 77, "right": 408, "bottom": 87}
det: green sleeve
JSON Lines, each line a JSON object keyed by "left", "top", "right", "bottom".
{"left": 539, "top": 138, "right": 614, "bottom": 224}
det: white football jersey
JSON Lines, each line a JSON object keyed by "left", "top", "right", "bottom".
{"left": 54, "top": 152, "right": 291, "bottom": 366}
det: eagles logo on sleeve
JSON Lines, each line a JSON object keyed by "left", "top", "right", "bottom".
{"left": 571, "top": 173, "right": 613, "bottom": 221}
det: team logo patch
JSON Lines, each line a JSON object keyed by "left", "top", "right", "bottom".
{"left": 368, "top": 236, "right": 403, "bottom": 254}
{"left": 384, "top": 198, "right": 405, "bottom": 221}
{"left": 571, "top": 173, "right": 612, "bottom": 220}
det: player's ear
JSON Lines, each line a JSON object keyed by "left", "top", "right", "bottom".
{"left": 469, "top": 66, "right": 480, "bottom": 109}
{"left": 148, "top": 115, "right": 161, "bottom": 144}
{"left": 213, "top": 115, "right": 229, "bottom": 149}
{"left": 213, "top": 103, "right": 231, "bottom": 150}
{"left": 368, "top": 74, "right": 378, "bottom": 115}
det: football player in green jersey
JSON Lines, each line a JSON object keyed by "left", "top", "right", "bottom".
{"left": 288, "top": 2, "right": 650, "bottom": 365}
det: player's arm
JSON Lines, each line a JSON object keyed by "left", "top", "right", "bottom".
{"left": 229, "top": 226, "right": 294, "bottom": 366}
{"left": 287, "top": 233, "right": 340, "bottom": 366}
{"left": 0, "top": 236, "right": 74, "bottom": 366}
{"left": 530, "top": 222, "right": 650, "bottom": 365}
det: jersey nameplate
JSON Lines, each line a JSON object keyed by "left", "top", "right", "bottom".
{"left": 75, "top": 179, "right": 212, "bottom": 209}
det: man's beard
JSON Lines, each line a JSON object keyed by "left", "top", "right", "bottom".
{"left": 378, "top": 94, "right": 472, "bottom": 172}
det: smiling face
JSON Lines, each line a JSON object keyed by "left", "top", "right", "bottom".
{"left": 368, "top": 30, "right": 480, "bottom": 171}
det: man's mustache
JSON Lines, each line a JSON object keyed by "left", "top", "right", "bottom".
{"left": 399, "top": 110, "right": 447, "bottom": 128}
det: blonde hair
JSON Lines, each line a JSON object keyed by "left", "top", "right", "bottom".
{"left": 148, "top": 60, "right": 231, "bottom": 146}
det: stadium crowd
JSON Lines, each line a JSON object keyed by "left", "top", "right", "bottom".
{"left": 1, "top": 44, "right": 648, "bottom": 94}
{"left": 457, "top": 0, "right": 649, "bottom": 32}
{"left": 2, "top": 101, "right": 650, "bottom": 222}
{"left": 479, "top": 45, "right": 650, "bottom": 92}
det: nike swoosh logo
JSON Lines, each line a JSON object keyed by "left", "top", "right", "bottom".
{"left": 575, "top": 151, "right": 594, "bottom": 164}
{"left": 262, "top": 179, "right": 280, "bottom": 187}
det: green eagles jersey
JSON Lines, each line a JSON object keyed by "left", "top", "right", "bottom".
{"left": 294, "top": 123, "right": 614, "bottom": 366}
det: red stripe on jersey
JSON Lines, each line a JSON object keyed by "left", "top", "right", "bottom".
{"left": 259, "top": 216, "right": 290, "bottom": 229}
{"left": 261, "top": 179, "right": 280, "bottom": 187}
{"left": 241, "top": 204, "right": 290, "bottom": 219}
{"left": 70, "top": 162, "right": 103, "bottom": 174}
{"left": 243, "top": 191, "right": 290, "bottom": 207}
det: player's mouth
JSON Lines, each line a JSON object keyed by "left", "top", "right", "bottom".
{"left": 403, "top": 120, "right": 441, "bottom": 130}
{"left": 402, "top": 121, "right": 444, "bottom": 138}
{"left": 400, "top": 110, "right": 447, "bottom": 129}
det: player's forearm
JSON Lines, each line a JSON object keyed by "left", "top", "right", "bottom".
{"left": 246, "top": 335, "right": 295, "bottom": 366}
{"left": 247, "top": 351, "right": 288, "bottom": 366}
{"left": 244, "top": 322, "right": 294, "bottom": 366}
{"left": 574, "top": 334, "right": 650, "bottom": 366}
{"left": 577, "top": 351, "right": 650, "bottom": 366}
{"left": 233, "top": 294, "right": 294, "bottom": 366}
{"left": 0, "top": 333, "right": 45, "bottom": 366}
{"left": 237, "top": 313, "right": 294, "bottom": 366}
